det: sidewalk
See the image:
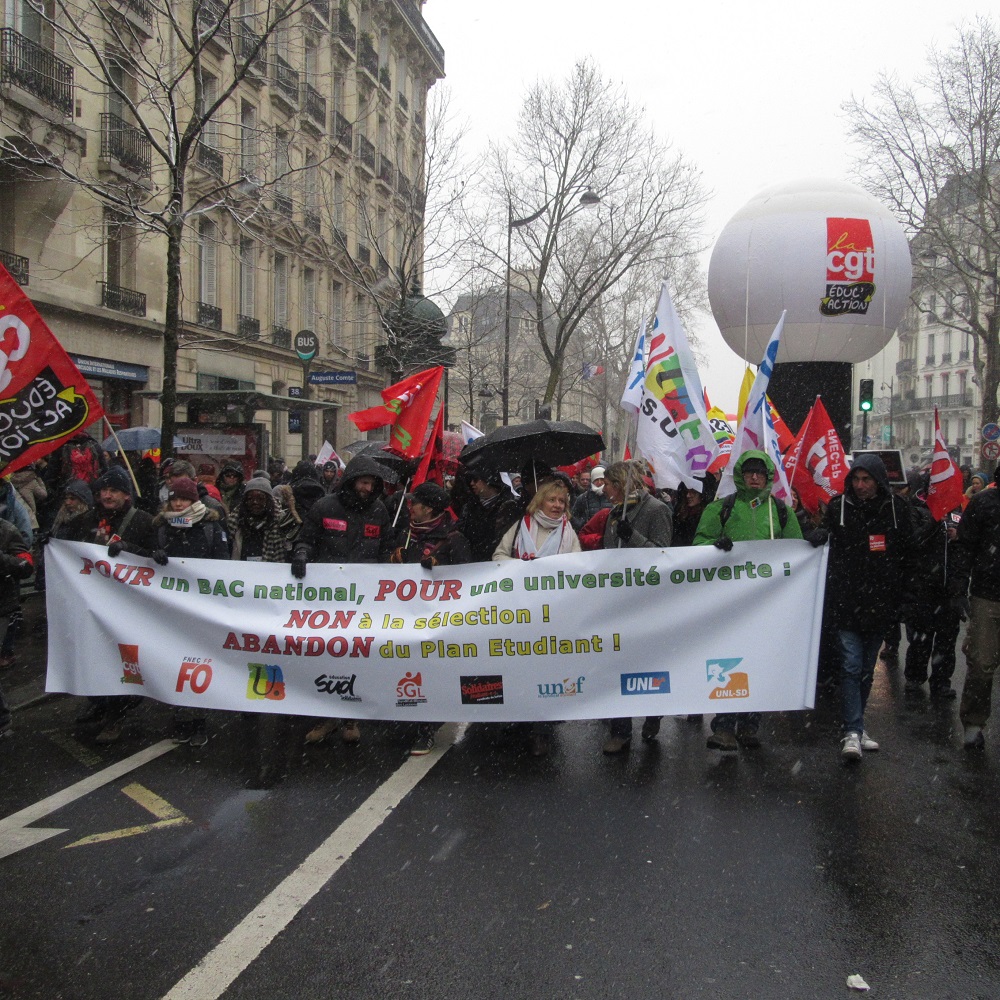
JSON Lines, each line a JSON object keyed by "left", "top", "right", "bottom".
{"left": 4, "top": 589, "right": 55, "bottom": 711}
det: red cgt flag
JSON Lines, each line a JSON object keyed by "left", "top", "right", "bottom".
{"left": 783, "top": 396, "right": 848, "bottom": 515}
{"left": 348, "top": 366, "right": 443, "bottom": 459}
{"left": 927, "top": 407, "right": 965, "bottom": 521}
{"left": 0, "top": 264, "right": 105, "bottom": 475}
{"left": 410, "top": 406, "right": 444, "bottom": 489}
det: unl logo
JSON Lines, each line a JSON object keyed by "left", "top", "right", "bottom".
{"left": 246, "top": 663, "right": 285, "bottom": 701}
{"left": 620, "top": 672, "right": 670, "bottom": 695}
{"left": 176, "top": 659, "right": 212, "bottom": 693}
{"left": 707, "top": 658, "right": 749, "bottom": 700}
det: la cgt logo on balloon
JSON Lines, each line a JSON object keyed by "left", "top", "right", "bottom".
{"left": 821, "top": 217, "right": 876, "bottom": 317}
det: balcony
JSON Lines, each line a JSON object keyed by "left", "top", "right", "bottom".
{"left": 356, "top": 351, "right": 371, "bottom": 371}
{"left": 356, "top": 135, "right": 375, "bottom": 172}
{"left": 309, "top": 0, "right": 330, "bottom": 22}
{"left": 960, "top": 350, "right": 970, "bottom": 361}
{"left": 197, "top": 0, "right": 230, "bottom": 41}
{"left": 397, "top": 91, "right": 408, "bottom": 113}
{"left": 237, "top": 25, "right": 267, "bottom": 76}
{"left": 358, "top": 35, "right": 378, "bottom": 81}
{"left": 196, "top": 140, "right": 223, "bottom": 178}
{"left": 332, "top": 226, "right": 348, "bottom": 250}
{"left": 198, "top": 301, "right": 222, "bottom": 330}
{"left": 0, "top": 251, "right": 28, "bottom": 286}
{"left": 0, "top": 29, "right": 74, "bottom": 116}
{"left": 114, "top": 0, "right": 153, "bottom": 27}
{"left": 302, "top": 81, "right": 326, "bottom": 129}
{"left": 271, "top": 55, "right": 299, "bottom": 104}
{"left": 238, "top": 314, "right": 260, "bottom": 339}
{"left": 356, "top": 243, "right": 370, "bottom": 267}
{"left": 376, "top": 153, "right": 393, "bottom": 189}
{"left": 272, "top": 324, "right": 291, "bottom": 348}
{"left": 334, "top": 9, "right": 357, "bottom": 51}
{"left": 101, "top": 113, "right": 152, "bottom": 177}
{"left": 304, "top": 210, "right": 321, "bottom": 235}
{"left": 925, "top": 355, "right": 935, "bottom": 365}
{"left": 377, "top": 257, "right": 389, "bottom": 278}
{"left": 897, "top": 391, "right": 974, "bottom": 413}
{"left": 272, "top": 192, "right": 292, "bottom": 216}
{"left": 332, "top": 111, "right": 352, "bottom": 151}
{"left": 378, "top": 66, "right": 391, "bottom": 92}
{"left": 941, "top": 352, "right": 952, "bottom": 364}
{"left": 396, "top": 170, "right": 412, "bottom": 201}
{"left": 100, "top": 282, "right": 146, "bottom": 317}
{"left": 895, "top": 358, "right": 915, "bottom": 375}
{"left": 391, "top": 0, "right": 445, "bottom": 75}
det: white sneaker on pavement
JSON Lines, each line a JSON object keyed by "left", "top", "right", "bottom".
{"left": 841, "top": 732, "right": 863, "bottom": 761}
{"left": 860, "top": 731, "right": 879, "bottom": 751}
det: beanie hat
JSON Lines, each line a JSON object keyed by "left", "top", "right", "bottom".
{"left": 170, "top": 460, "right": 196, "bottom": 478}
{"left": 94, "top": 466, "right": 133, "bottom": 496}
{"left": 167, "top": 476, "right": 199, "bottom": 502}
{"left": 290, "top": 459, "right": 320, "bottom": 483}
{"left": 64, "top": 479, "right": 93, "bottom": 506}
{"left": 411, "top": 482, "right": 451, "bottom": 512}
{"left": 592, "top": 466, "right": 605, "bottom": 479}
{"left": 244, "top": 476, "right": 273, "bottom": 497}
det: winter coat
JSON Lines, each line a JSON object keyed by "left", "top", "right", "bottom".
{"left": 459, "top": 487, "right": 522, "bottom": 561}
{"left": 570, "top": 489, "right": 612, "bottom": 532}
{"left": 579, "top": 507, "right": 612, "bottom": 550}
{"left": 293, "top": 456, "right": 392, "bottom": 564}
{"left": 948, "top": 482, "right": 1000, "bottom": 602}
{"left": 10, "top": 468, "right": 47, "bottom": 530}
{"left": 0, "top": 480, "right": 33, "bottom": 544}
{"left": 62, "top": 501, "right": 156, "bottom": 556}
{"left": 215, "top": 463, "right": 245, "bottom": 513}
{"left": 901, "top": 495, "right": 956, "bottom": 629}
{"left": 0, "top": 519, "right": 30, "bottom": 617}
{"left": 494, "top": 517, "right": 582, "bottom": 560}
{"left": 388, "top": 516, "right": 472, "bottom": 567}
{"left": 694, "top": 450, "right": 802, "bottom": 544}
{"left": 603, "top": 491, "right": 674, "bottom": 549}
{"left": 154, "top": 508, "right": 229, "bottom": 560}
{"left": 823, "top": 453, "right": 913, "bottom": 632}
{"left": 226, "top": 490, "right": 296, "bottom": 563}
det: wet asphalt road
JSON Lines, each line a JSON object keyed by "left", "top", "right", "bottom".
{"left": 2, "top": 603, "right": 1000, "bottom": 999}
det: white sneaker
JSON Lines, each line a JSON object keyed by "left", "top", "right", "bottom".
{"left": 964, "top": 724, "right": 985, "bottom": 750}
{"left": 860, "top": 731, "right": 879, "bottom": 752}
{"left": 841, "top": 732, "right": 863, "bottom": 760}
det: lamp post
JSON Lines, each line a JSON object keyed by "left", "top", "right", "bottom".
{"left": 881, "top": 377, "right": 894, "bottom": 447}
{"left": 501, "top": 187, "right": 601, "bottom": 426}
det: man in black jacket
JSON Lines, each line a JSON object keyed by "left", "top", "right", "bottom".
{"left": 292, "top": 455, "right": 392, "bottom": 745}
{"left": 0, "top": 519, "right": 33, "bottom": 738}
{"left": 458, "top": 467, "right": 520, "bottom": 561}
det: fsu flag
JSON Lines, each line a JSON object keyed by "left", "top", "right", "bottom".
{"left": 0, "top": 264, "right": 105, "bottom": 476}
{"left": 348, "top": 366, "right": 443, "bottom": 459}
{"left": 784, "top": 397, "right": 847, "bottom": 515}
{"left": 927, "top": 407, "right": 965, "bottom": 521}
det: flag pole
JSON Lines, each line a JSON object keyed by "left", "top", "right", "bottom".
{"left": 102, "top": 417, "right": 142, "bottom": 498}
{"left": 392, "top": 477, "right": 412, "bottom": 527}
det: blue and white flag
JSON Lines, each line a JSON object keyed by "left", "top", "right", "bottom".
{"left": 619, "top": 321, "right": 646, "bottom": 415}
{"left": 460, "top": 420, "right": 484, "bottom": 445}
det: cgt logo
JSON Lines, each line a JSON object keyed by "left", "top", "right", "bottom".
{"left": 396, "top": 671, "right": 427, "bottom": 707}
{"left": 707, "top": 658, "right": 749, "bottom": 700}
{"left": 538, "top": 676, "right": 585, "bottom": 698}
{"left": 246, "top": 663, "right": 285, "bottom": 701}
{"left": 821, "top": 217, "right": 876, "bottom": 316}
{"left": 176, "top": 659, "right": 212, "bottom": 693}
{"left": 621, "top": 672, "right": 670, "bottom": 695}
{"left": 118, "top": 643, "right": 144, "bottom": 686}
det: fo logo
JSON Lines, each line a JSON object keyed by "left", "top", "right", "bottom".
{"left": 246, "top": 663, "right": 285, "bottom": 701}
{"left": 176, "top": 659, "right": 212, "bottom": 693}
{"left": 707, "top": 658, "right": 749, "bottom": 700}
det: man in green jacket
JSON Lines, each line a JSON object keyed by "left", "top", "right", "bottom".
{"left": 694, "top": 449, "right": 803, "bottom": 751}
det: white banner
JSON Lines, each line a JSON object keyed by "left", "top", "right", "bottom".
{"left": 45, "top": 540, "right": 828, "bottom": 721}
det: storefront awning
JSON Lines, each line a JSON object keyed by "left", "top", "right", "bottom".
{"left": 136, "top": 390, "right": 340, "bottom": 412}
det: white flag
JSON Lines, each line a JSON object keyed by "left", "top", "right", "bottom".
{"left": 718, "top": 311, "right": 791, "bottom": 502}
{"left": 314, "top": 441, "right": 344, "bottom": 468}
{"left": 460, "top": 420, "right": 484, "bottom": 445}
{"left": 619, "top": 321, "right": 646, "bottom": 415}
{"left": 633, "top": 283, "right": 718, "bottom": 492}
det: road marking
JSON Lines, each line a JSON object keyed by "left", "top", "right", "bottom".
{"left": 64, "top": 782, "right": 192, "bottom": 848}
{"left": 0, "top": 740, "right": 178, "bottom": 860}
{"left": 44, "top": 729, "right": 105, "bottom": 768}
{"left": 162, "top": 723, "right": 464, "bottom": 1000}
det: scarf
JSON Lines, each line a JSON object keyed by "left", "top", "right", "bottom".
{"left": 515, "top": 512, "right": 574, "bottom": 559}
{"left": 166, "top": 500, "right": 207, "bottom": 529}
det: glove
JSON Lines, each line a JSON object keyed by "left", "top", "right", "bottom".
{"left": 616, "top": 519, "right": 634, "bottom": 541}
{"left": 0, "top": 554, "right": 30, "bottom": 578}
{"left": 152, "top": 549, "right": 169, "bottom": 566}
{"left": 291, "top": 554, "right": 307, "bottom": 579}
{"left": 950, "top": 595, "right": 971, "bottom": 621}
{"left": 107, "top": 540, "right": 125, "bottom": 558}
{"left": 420, "top": 556, "right": 435, "bottom": 570}
{"left": 809, "top": 528, "right": 829, "bottom": 548}
{"left": 714, "top": 536, "right": 733, "bottom": 552}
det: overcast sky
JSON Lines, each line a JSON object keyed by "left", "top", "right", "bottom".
{"left": 424, "top": 0, "right": 990, "bottom": 411}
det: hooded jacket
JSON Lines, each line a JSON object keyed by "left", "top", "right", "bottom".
{"left": 226, "top": 478, "right": 296, "bottom": 562}
{"left": 153, "top": 506, "right": 229, "bottom": 560}
{"left": 694, "top": 450, "right": 802, "bottom": 544}
{"left": 459, "top": 484, "right": 521, "bottom": 561}
{"left": 823, "top": 453, "right": 913, "bottom": 631}
{"left": 948, "top": 470, "right": 1000, "bottom": 602}
{"left": 293, "top": 456, "right": 392, "bottom": 564}
{"left": 215, "top": 463, "right": 245, "bottom": 512}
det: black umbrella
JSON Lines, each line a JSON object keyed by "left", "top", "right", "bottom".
{"left": 459, "top": 419, "right": 604, "bottom": 472}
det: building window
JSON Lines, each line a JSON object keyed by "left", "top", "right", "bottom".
{"left": 241, "top": 100, "right": 258, "bottom": 180}
{"left": 274, "top": 129, "right": 291, "bottom": 203}
{"left": 273, "top": 253, "right": 287, "bottom": 327}
{"left": 303, "top": 267, "right": 317, "bottom": 330}
{"left": 239, "top": 237, "right": 255, "bottom": 317}
{"left": 199, "top": 71, "right": 220, "bottom": 147}
{"left": 104, "top": 210, "right": 135, "bottom": 288}
{"left": 333, "top": 172, "right": 345, "bottom": 232}
{"left": 354, "top": 292, "right": 367, "bottom": 357}
{"left": 329, "top": 280, "right": 343, "bottom": 350}
{"left": 198, "top": 219, "right": 218, "bottom": 306}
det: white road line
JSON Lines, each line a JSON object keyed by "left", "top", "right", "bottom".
{"left": 162, "top": 723, "right": 463, "bottom": 1000}
{"left": 0, "top": 739, "right": 178, "bottom": 860}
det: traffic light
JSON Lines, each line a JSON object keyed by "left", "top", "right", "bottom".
{"left": 859, "top": 379, "right": 874, "bottom": 413}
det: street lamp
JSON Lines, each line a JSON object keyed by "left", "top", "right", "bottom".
{"left": 501, "top": 187, "right": 601, "bottom": 425}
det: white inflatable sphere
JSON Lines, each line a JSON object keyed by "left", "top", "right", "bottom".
{"left": 708, "top": 179, "right": 912, "bottom": 363}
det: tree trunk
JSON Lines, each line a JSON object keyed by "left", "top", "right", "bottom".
{"left": 981, "top": 325, "right": 1000, "bottom": 429}
{"left": 160, "top": 210, "right": 184, "bottom": 460}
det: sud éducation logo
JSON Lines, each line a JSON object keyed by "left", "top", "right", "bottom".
{"left": 396, "top": 671, "right": 427, "bottom": 708}
{"left": 707, "top": 658, "right": 749, "bottom": 700}
{"left": 314, "top": 673, "right": 360, "bottom": 702}
{"left": 620, "top": 672, "right": 670, "bottom": 695}
{"left": 460, "top": 675, "right": 504, "bottom": 705}
{"left": 246, "top": 663, "right": 285, "bottom": 701}
{"left": 118, "top": 643, "right": 144, "bottom": 686}
{"left": 537, "top": 676, "right": 585, "bottom": 698}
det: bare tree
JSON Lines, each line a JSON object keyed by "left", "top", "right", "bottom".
{"left": 844, "top": 16, "right": 1000, "bottom": 423}
{"left": 487, "top": 58, "right": 708, "bottom": 410}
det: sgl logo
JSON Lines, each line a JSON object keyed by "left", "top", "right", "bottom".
{"left": 246, "top": 663, "right": 285, "bottom": 701}
{"left": 707, "top": 658, "right": 749, "bottom": 700}
{"left": 176, "top": 658, "right": 212, "bottom": 693}
{"left": 118, "top": 642, "right": 144, "bottom": 686}
{"left": 396, "top": 671, "right": 427, "bottom": 707}
{"left": 537, "top": 676, "right": 585, "bottom": 698}
{"left": 621, "top": 672, "right": 670, "bottom": 695}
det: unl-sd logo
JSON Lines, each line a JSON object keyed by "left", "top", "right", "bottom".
{"left": 246, "top": 663, "right": 285, "bottom": 701}
{"left": 707, "top": 658, "right": 749, "bottom": 699}
{"left": 620, "top": 672, "right": 670, "bottom": 695}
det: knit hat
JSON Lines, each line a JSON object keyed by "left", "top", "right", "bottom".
{"left": 169, "top": 460, "right": 196, "bottom": 478}
{"left": 94, "top": 466, "right": 133, "bottom": 496}
{"left": 64, "top": 479, "right": 93, "bottom": 506}
{"left": 411, "top": 482, "right": 451, "bottom": 512}
{"left": 591, "top": 466, "right": 606, "bottom": 480}
{"left": 167, "top": 476, "right": 199, "bottom": 502}
{"left": 244, "top": 476, "right": 273, "bottom": 497}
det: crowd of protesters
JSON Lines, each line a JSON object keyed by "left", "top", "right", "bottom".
{"left": 1, "top": 431, "right": 995, "bottom": 769}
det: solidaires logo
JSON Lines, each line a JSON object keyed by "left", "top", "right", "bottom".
{"left": 620, "top": 672, "right": 670, "bottom": 695}
{"left": 707, "top": 658, "right": 749, "bottom": 700}
{"left": 460, "top": 675, "right": 504, "bottom": 705}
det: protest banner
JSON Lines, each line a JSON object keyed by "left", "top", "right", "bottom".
{"left": 46, "top": 540, "right": 827, "bottom": 721}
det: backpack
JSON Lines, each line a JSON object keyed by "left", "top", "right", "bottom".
{"left": 718, "top": 493, "right": 788, "bottom": 537}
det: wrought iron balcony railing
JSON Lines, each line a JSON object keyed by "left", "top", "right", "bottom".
{"left": 357, "top": 135, "right": 375, "bottom": 171}
{"left": 0, "top": 28, "right": 73, "bottom": 116}
{"left": 333, "top": 111, "right": 352, "bottom": 150}
{"left": 101, "top": 113, "right": 152, "bottom": 177}
{"left": 895, "top": 358, "right": 915, "bottom": 375}
{"left": 358, "top": 36, "right": 378, "bottom": 79}
{"left": 116, "top": 0, "right": 153, "bottom": 26}
{"left": 355, "top": 243, "right": 370, "bottom": 267}
{"left": 272, "top": 324, "right": 292, "bottom": 348}
{"left": 302, "top": 81, "right": 326, "bottom": 128}
{"left": 272, "top": 54, "right": 299, "bottom": 103}
{"left": 376, "top": 153, "right": 393, "bottom": 187}
{"left": 238, "top": 314, "right": 260, "bottom": 339}
{"left": 196, "top": 140, "right": 223, "bottom": 178}
{"left": 100, "top": 282, "right": 146, "bottom": 317}
{"left": 304, "top": 210, "right": 321, "bottom": 235}
{"left": 334, "top": 10, "right": 357, "bottom": 50}
{"left": 392, "top": 0, "right": 444, "bottom": 73}
{"left": 0, "top": 250, "right": 28, "bottom": 285}
{"left": 397, "top": 91, "right": 408, "bottom": 112}
{"left": 273, "top": 192, "right": 293, "bottom": 216}
{"left": 197, "top": 0, "right": 230, "bottom": 38}
{"left": 237, "top": 25, "right": 267, "bottom": 74}
{"left": 198, "top": 301, "right": 222, "bottom": 329}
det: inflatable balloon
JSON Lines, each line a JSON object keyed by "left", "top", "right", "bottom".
{"left": 708, "top": 179, "right": 912, "bottom": 364}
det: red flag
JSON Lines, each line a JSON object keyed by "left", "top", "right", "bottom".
{"left": 348, "top": 366, "right": 443, "bottom": 459}
{"left": 411, "top": 407, "right": 444, "bottom": 489}
{"left": 766, "top": 395, "right": 796, "bottom": 455}
{"left": 0, "top": 264, "right": 105, "bottom": 475}
{"left": 927, "top": 407, "right": 965, "bottom": 520}
{"left": 783, "top": 397, "right": 847, "bottom": 515}
{"left": 624, "top": 444, "right": 632, "bottom": 461}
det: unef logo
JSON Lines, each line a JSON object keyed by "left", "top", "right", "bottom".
{"left": 538, "top": 676, "right": 585, "bottom": 698}
{"left": 176, "top": 658, "right": 212, "bottom": 694}
{"left": 247, "top": 663, "right": 285, "bottom": 701}
{"left": 707, "top": 658, "right": 749, "bottom": 700}
{"left": 821, "top": 217, "right": 876, "bottom": 316}
{"left": 118, "top": 643, "right": 144, "bottom": 686}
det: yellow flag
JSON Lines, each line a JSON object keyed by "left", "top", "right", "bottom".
{"left": 736, "top": 367, "right": 755, "bottom": 425}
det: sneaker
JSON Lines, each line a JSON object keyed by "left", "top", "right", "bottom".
{"left": 963, "top": 724, "right": 985, "bottom": 751}
{"left": 841, "top": 732, "right": 863, "bottom": 760}
{"left": 171, "top": 721, "right": 193, "bottom": 744}
{"left": 640, "top": 717, "right": 661, "bottom": 742}
{"left": 95, "top": 720, "right": 124, "bottom": 744}
{"left": 860, "top": 731, "right": 880, "bottom": 751}
{"left": 602, "top": 735, "right": 630, "bottom": 754}
{"left": 410, "top": 733, "right": 435, "bottom": 756}
{"left": 528, "top": 734, "right": 550, "bottom": 757}
{"left": 736, "top": 725, "right": 761, "bottom": 748}
{"left": 706, "top": 730, "right": 738, "bottom": 752}
{"left": 304, "top": 720, "right": 338, "bottom": 744}
{"left": 341, "top": 721, "right": 361, "bottom": 744}
{"left": 189, "top": 722, "right": 208, "bottom": 748}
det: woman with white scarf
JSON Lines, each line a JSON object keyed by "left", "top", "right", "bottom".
{"left": 493, "top": 477, "right": 581, "bottom": 757}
